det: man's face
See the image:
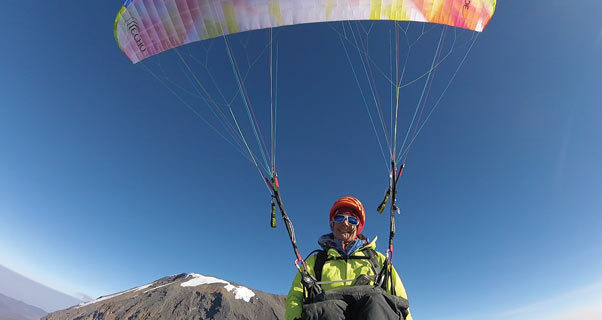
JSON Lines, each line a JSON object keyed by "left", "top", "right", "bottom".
{"left": 332, "top": 208, "right": 359, "bottom": 243}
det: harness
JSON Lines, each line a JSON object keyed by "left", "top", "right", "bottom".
{"left": 302, "top": 248, "right": 385, "bottom": 302}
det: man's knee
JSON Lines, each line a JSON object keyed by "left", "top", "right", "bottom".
{"left": 356, "top": 293, "right": 409, "bottom": 320}
{"left": 301, "top": 299, "right": 348, "bottom": 320}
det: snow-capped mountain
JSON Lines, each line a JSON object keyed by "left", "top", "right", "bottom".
{"left": 43, "top": 273, "right": 285, "bottom": 320}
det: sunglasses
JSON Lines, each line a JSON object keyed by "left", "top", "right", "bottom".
{"left": 333, "top": 214, "right": 359, "bottom": 226}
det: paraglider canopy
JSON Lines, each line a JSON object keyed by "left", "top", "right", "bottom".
{"left": 114, "top": 0, "right": 496, "bottom": 64}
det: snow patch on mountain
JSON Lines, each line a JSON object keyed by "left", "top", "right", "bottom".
{"left": 181, "top": 274, "right": 228, "bottom": 287}
{"left": 224, "top": 284, "right": 255, "bottom": 302}
{"left": 181, "top": 274, "right": 255, "bottom": 302}
{"left": 77, "top": 283, "right": 152, "bottom": 308}
{"left": 143, "top": 283, "right": 171, "bottom": 293}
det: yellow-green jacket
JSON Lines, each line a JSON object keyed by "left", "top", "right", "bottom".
{"left": 285, "top": 237, "right": 412, "bottom": 320}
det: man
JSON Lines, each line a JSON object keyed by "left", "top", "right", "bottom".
{"left": 285, "top": 196, "right": 412, "bottom": 320}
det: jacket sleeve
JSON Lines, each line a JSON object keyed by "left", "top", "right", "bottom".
{"left": 376, "top": 252, "right": 413, "bottom": 320}
{"left": 284, "top": 270, "right": 304, "bottom": 320}
{"left": 285, "top": 254, "right": 317, "bottom": 320}
{"left": 390, "top": 264, "right": 413, "bottom": 320}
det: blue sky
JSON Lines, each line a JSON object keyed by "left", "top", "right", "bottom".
{"left": 1, "top": 1, "right": 601, "bottom": 319}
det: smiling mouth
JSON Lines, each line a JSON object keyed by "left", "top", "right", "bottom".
{"left": 337, "top": 227, "right": 355, "bottom": 234}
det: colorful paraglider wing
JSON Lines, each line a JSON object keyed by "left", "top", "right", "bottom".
{"left": 114, "top": 0, "right": 496, "bottom": 63}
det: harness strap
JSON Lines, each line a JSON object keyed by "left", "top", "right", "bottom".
{"left": 314, "top": 250, "right": 329, "bottom": 283}
{"left": 312, "top": 248, "right": 382, "bottom": 283}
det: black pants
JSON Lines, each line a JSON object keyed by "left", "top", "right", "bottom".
{"left": 301, "top": 286, "right": 409, "bottom": 320}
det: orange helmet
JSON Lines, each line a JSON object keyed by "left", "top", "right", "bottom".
{"left": 329, "top": 196, "right": 366, "bottom": 234}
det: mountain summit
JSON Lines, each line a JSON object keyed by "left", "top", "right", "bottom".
{"left": 43, "top": 273, "right": 285, "bottom": 320}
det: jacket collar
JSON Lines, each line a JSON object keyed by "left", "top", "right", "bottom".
{"left": 317, "top": 233, "right": 377, "bottom": 257}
